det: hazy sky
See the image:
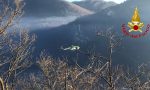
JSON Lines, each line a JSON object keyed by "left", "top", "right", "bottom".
{"left": 65, "top": 0, "right": 126, "bottom": 4}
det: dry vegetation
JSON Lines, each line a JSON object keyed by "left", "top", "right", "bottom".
{"left": 0, "top": 0, "right": 34, "bottom": 89}
{"left": 0, "top": 0, "right": 150, "bottom": 90}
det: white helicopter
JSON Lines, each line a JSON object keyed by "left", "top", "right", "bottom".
{"left": 61, "top": 45, "right": 80, "bottom": 51}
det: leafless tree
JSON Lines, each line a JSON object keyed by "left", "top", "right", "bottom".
{"left": 0, "top": 0, "right": 36, "bottom": 90}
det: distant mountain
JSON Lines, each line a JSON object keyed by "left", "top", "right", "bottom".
{"left": 74, "top": 0, "right": 117, "bottom": 12}
{"left": 24, "top": 0, "right": 93, "bottom": 17}
{"left": 31, "top": 0, "right": 150, "bottom": 67}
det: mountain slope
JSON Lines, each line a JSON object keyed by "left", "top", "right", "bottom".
{"left": 74, "top": 0, "right": 116, "bottom": 12}
{"left": 24, "top": 0, "right": 93, "bottom": 17}
{"left": 31, "top": 0, "right": 150, "bottom": 67}
{"left": 68, "top": 0, "right": 150, "bottom": 65}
